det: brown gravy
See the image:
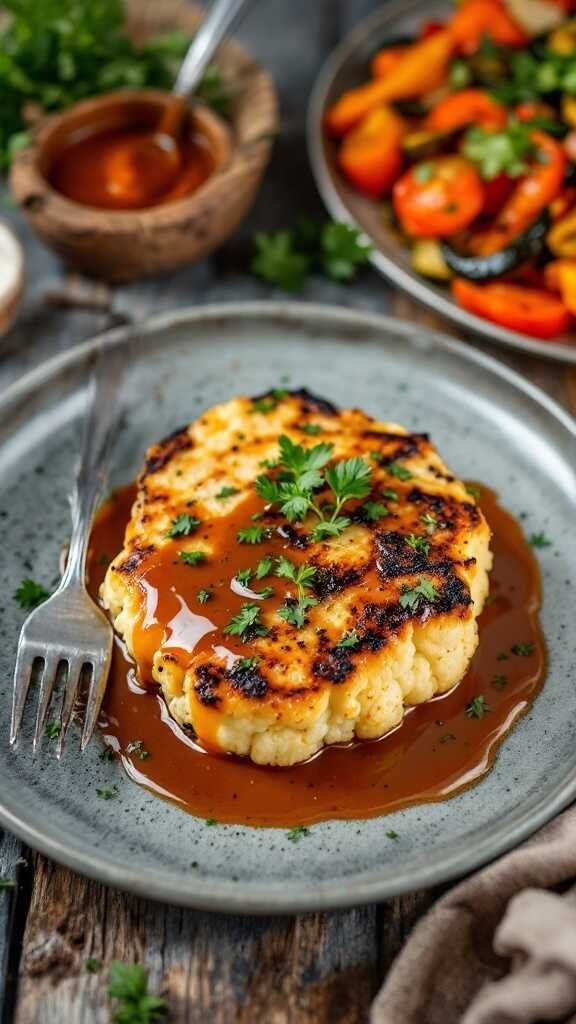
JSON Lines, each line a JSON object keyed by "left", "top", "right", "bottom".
{"left": 90, "top": 484, "right": 545, "bottom": 827}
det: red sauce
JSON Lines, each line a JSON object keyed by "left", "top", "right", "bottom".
{"left": 89, "top": 484, "right": 545, "bottom": 827}
{"left": 48, "top": 124, "right": 215, "bottom": 210}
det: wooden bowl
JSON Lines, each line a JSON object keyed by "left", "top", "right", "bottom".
{"left": 9, "top": 3, "right": 277, "bottom": 283}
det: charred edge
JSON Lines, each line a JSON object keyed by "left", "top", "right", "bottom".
{"left": 115, "top": 544, "right": 155, "bottom": 574}
{"left": 144, "top": 426, "right": 192, "bottom": 475}
{"left": 375, "top": 531, "right": 436, "bottom": 579}
{"left": 313, "top": 646, "right": 354, "bottom": 684}
{"left": 194, "top": 665, "right": 222, "bottom": 707}
{"left": 277, "top": 523, "right": 311, "bottom": 550}
{"left": 359, "top": 601, "right": 412, "bottom": 640}
{"left": 364, "top": 431, "right": 429, "bottom": 459}
{"left": 311, "top": 565, "right": 363, "bottom": 601}
{"left": 252, "top": 386, "right": 340, "bottom": 417}
{"left": 407, "top": 488, "right": 481, "bottom": 526}
{"left": 227, "top": 665, "right": 268, "bottom": 699}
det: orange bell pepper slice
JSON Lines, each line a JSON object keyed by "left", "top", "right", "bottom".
{"left": 338, "top": 105, "right": 406, "bottom": 198}
{"left": 425, "top": 89, "right": 507, "bottom": 132}
{"left": 452, "top": 279, "right": 571, "bottom": 338}
{"left": 371, "top": 46, "right": 408, "bottom": 78}
{"left": 450, "top": 0, "right": 527, "bottom": 54}
{"left": 544, "top": 260, "right": 576, "bottom": 314}
{"left": 325, "top": 29, "right": 454, "bottom": 137}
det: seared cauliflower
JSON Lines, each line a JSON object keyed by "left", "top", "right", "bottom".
{"left": 101, "top": 389, "right": 492, "bottom": 766}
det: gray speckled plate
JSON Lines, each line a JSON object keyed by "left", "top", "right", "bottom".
{"left": 1, "top": 302, "right": 575, "bottom": 913}
{"left": 308, "top": 0, "right": 576, "bottom": 365}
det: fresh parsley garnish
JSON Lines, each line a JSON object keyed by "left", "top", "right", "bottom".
{"left": 300, "top": 423, "right": 322, "bottom": 436}
{"left": 235, "top": 568, "right": 253, "bottom": 587}
{"left": 360, "top": 500, "right": 388, "bottom": 521}
{"left": 529, "top": 532, "right": 552, "bottom": 549}
{"left": 224, "top": 603, "right": 268, "bottom": 640}
{"left": 252, "top": 231, "right": 310, "bottom": 291}
{"left": 167, "top": 514, "right": 200, "bottom": 539}
{"left": 96, "top": 786, "right": 118, "bottom": 800}
{"left": 14, "top": 578, "right": 49, "bottom": 609}
{"left": 255, "top": 556, "right": 274, "bottom": 579}
{"left": 466, "top": 695, "right": 490, "bottom": 719}
{"left": 126, "top": 740, "right": 149, "bottom": 761}
{"left": 286, "top": 825, "right": 310, "bottom": 843}
{"left": 179, "top": 550, "right": 206, "bottom": 566}
{"left": 405, "top": 533, "right": 431, "bottom": 555}
{"left": 463, "top": 119, "right": 536, "bottom": 180}
{"left": 386, "top": 830, "right": 399, "bottom": 840}
{"left": 421, "top": 513, "right": 438, "bottom": 533}
{"left": 205, "top": 818, "right": 218, "bottom": 827}
{"left": 465, "top": 484, "right": 481, "bottom": 500}
{"left": 251, "top": 221, "right": 371, "bottom": 291}
{"left": 275, "top": 557, "right": 318, "bottom": 628}
{"left": 492, "top": 674, "right": 508, "bottom": 688}
{"left": 256, "top": 586, "right": 275, "bottom": 600}
{"left": 45, "top": 721, "right": 61, "bottom": 740}
{"left": 337, "top": 630, "right": 360, "bottom": 648}
{"left": 387, "top": 462, "right": 413, "bottom": 481}
{"left": 197, "top": 588, "right": 212, "bottom": 604}
{"left": 399, "top": 578, "right": 438, "bottom": 611}
{"left": 99, "top": 748, "right": 115, "bottom": 763}
{"left": 511, "top": 642, "right": 535, "bottom": 657}
{"left": 237, "top": 525, "right": 271, "bottom": 544}
{"left": 108, "top": 961, "right": 166, "bottom": 1023}
{"left": 233, "top": 657, "right": 261, "bottom": 672}
{"left": 215, "top": 485, "right": 239, "bottom": 500}
{"left": 250, "top": 388, "right": 289, "bottom": 414}
{"left": 320, "top": 221, "right": 372, "bottom": 281}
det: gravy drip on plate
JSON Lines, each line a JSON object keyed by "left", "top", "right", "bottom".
{"left": 91, "top": 484, "right": 545, "bottom": 827}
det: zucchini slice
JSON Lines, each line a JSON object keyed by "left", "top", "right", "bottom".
{"left": 440, "top": 211, "right": 550, "bottom": 281}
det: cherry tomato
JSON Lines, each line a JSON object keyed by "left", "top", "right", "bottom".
{"left": 393, "top": 156, "right": 484, "bottom": 237}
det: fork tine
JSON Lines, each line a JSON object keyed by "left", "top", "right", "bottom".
{"left": 32, "top": 654, "right": 61, "bottom": 751}
{"left": 56, "top": 661, "right": 83, "bottom": 760}
{"left": 10, "top": 643, "right": 37, "bottom": 745}
{"left": 80, "top": 654, "right": 110, "bottom": 751}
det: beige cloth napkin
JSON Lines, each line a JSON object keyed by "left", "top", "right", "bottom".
{"left": 371, "top": 806, "right": 576, "bottom": 1024}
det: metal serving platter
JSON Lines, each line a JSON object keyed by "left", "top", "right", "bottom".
{"left": 0, "top": 302, "right": 574, "bottom": 912}
{"left": 308, "top": 0, "right": 576, "bottom": 365}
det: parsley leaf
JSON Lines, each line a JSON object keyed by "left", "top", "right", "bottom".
{"left": 387, "top": 462, "right": 413, "bottom": 481}
{"left": 235, "top": 568, "right": 253, "bottom": 587}
{"left": 463, "top": 119, "right": 535, "bottom": 180}
{"left": 45, "top": 721, "right": 61, "bottom": 740}
{"left": 14, "top": 579, "right": 49, "bottom": 609}
{"left": 274, "top": 558, "right": 318, "bottom": 628}
{"left": 466, "top": 695, "right": 490, "bottom": 719}
{"left": 255, "top": 556, "right": 274, "bottom": 579}
{"left": 421, "top": 513, "right": 438, "bottom": 533}
{"left": 233, "top": 656, "right": 261, "bottom": 672}
{"left": 386, "top": 830, "right": 399, "bottom": 840}
{"left": 311, "top": 516, "right": 351, "bottom": 541}
{"left": 325, "top": 457, "right": 372, "bottom": 503}
{"left": 320, "top": 222, "right": 372, "bottom": 281}
{"left": 252, "top": 231, "right": 310, "bottom": 291}
{"left": 360, "top": 500, "right": 388, "bottom": 521}
{"left": 179, "top": 550, "right": 206, "bottom": 566}
{"left": 108, "top": 961, "right": 166, "bottom": 1023}
{"left": 197, "top": 588, "right": 212, "bottom": 604}
{"left": 237, "top": 525, "right": 271, "bottom": 544}
{"left": 96, "top": 786, "right": 118, "bottom": 800}
{"left": 215, "top": 486, "right": 239, "bottom": 500}
{"left": 167, "top": 514, "right": 200, "bottom": 538}
{"left": 511, "top": 642, "right": 535, "bottom": 657}
{"left": 466, "top": 484, "right": 482, "bottom": 500}
{"left": 286, "top": 825, "right": 310, "bottom": 843}
{"left": 224, "top": 603, "right": 268, "bottom": 639}
{"left": 529, "top": 532, "right": 552, "bottom": 549}
{"left": 337, "top": 630, "right": 360, "bottom": 648}
{"left": 250, "top": 389, "right": 289, "bottom": 414}
{"left": 300, "top": 423, "right": 322, "bottom": 436}
{"left": 399, "top": 578, "right": 439, "bottom": 611}
{"left": 405, "top": 534, "right": 431, "bottom": 555}
{"left": 85, "top": 958, "right": 101, "bottom": 973}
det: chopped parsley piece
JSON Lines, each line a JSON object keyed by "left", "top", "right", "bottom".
{"left": 85, "top": 958, "right": 101, "bottom": 973}
{"left": 237, "top": 525, "right": 271, "bottom": 544}
{"left": 205, "top": 818, "right": 218, "bottom": 827}
{"left": 256, "top": 586, "right": 275, "bottom": 600}
{"left": 179, "top": 550, "right": 207, "bottom": 566}
{"left": 275, "top": 559, "right": 318, "bottom": 629}
{"left": 252, "top": 221, "right": 371, "bottom": 290}
{"left": 215, "top": 485, "right": 239, "bottom": 500}
{"left": 466, "top": 695, "right": 490, "bottom": 719}
{"left": 14, "top": 578, "right": 49, "bottom": 609}
{"left": 167, "top": 514, "right": 200, "bottom": 538}
{"left": 320, "top": 221, "right": 372, "bottom": 282}
{"left": 286, "top": 825, "right": 310, "bottom": 843}
{"left": 497, "top": 652, "right": 509, "bottom": 662}
{"left": 387, "top": 462, "right": 413, "bottom": 481}
{"left": 361, "top": 500, "right": 388, "bottom": 521}
{"left": 529, "top": 532, "right": 552, "bottom": 549}
{"left": 300, "top": 423, "right": 322, "bottom": 436}
{"left": 45, "top": 721, "right": 61, "bottom": 740}
{"left": 439, "top": 733, "right": 456, "bottom": 744}
{"left": 492, "top": 674, "right": 508, "bottom": 688}
{"left": 96, "top": 786, "right": 118, "bottom": 800}
{"left": 421, "top": 513, "right": 438, "bottom": 533}
{"left": 386, "top": 830, "right": 399, "bottom": 840}
{"left": 250, "top": 389, "right": 289, "bottom": 414}
{"left": 197, "top": 588, "right": 212, "bottom": 604}
{"left": 126, "top": 740, "right": 149, "bottom": 761}
{"left": 399, "top": 578, "right": 439, "bottom": 611}
{"left": 337, "top": 630, "right": 360, "bottom": 649}
{"left": 405, "top": 534, "right": 431, "bottom": 555}
{"left": 252, "top": 230, "right": 310, "bottom": 291}
{"left": 465, "top": 484, "right": 481, "bottom": 500}
{"left": 255, "top": 556, "right": 274, "bottom": 579}
{"left": 233, "top": 657, "right": 261, "bottom": 672}
{"left": 236, "top": 568, "right": 253, "bottom": 586}
{"left": 463, "top": 119, "right": 536, "bottom": 180}
{"left": 382, "top": 489, "right": 398, "bottom": 501}
{"left": 511, "top": 642, "right": 535, "bottom": 657}
{"left": 224, "top": 603, "right": 268, "bottom": 639}
{"left": 108, "top": 961, "right": 166, "bottom": 1023}
{"left": 99, "top": 748, "right": 115, "bottom": 763}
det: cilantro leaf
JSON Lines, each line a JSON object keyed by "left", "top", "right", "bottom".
{"left": 278, "top": 596, "right": 318, "bottom": 628}
{"left": 255, "top": 556, "right": 274, "bottom": 579}
{"left": 167, "top": 514, "right": 200, "bottom": 538}
{"left": 14, "top": 579, "right": 49, "bottom": 609}
{"left": 251, "top": 231, "right": 310, "bottom": 291}
{"left": 405, "top": 534, "right": 431, "bottom": 555}
{"left": 320, "top": 222, "right": 372, "bottom": 281}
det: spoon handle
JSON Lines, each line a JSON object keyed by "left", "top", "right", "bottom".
{"left": 173, "top": 0, "right": 252, "bottom": 98}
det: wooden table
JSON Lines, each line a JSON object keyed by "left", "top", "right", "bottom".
{"left": 0, "top": 2, "right": 575, "bottom": 1020}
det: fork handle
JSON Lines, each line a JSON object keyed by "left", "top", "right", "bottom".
{"left": 60, "top": 341, "right": 127, "bottom": 589}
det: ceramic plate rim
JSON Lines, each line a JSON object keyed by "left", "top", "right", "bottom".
{"left": 307, "top": 0, "right": 576, "bottom": 366}
{"left": 1, "top": 300, "right": 575, "bottom": 914}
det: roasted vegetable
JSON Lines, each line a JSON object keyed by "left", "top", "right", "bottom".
{"left": 548, "top": 205, "right": 576, "bottom": 255}
{"left": 401, "top": 128, "right": 456, "bottom": 159}
{"left": 393, "top": 156, "right": 485, "bottom": 238}
{"left": 338, "top": 106, "right": 405, "bottom": 197}
{"left": 441, "top": 210, "right": 550, "bottom": 280}
{"left": 452, "top": 278, "right": 571, "bottom": 337}
{"left": 425, "top": 89, "right": 507, "bottom": 131}
{"left": 549, "top": 19, "right": 576, "bottom": 53}
{"left": 545, "top": 258, "right": 576, "bottom": 311}
{"left": 450, "top": 0, "right": 527, "bottom": 54}
{"left": 411, "top": 239, "right": 452, "bottom": 280}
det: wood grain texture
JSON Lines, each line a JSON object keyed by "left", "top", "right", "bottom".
{"left": 0, "top": 0, "right": 574, "bottom": 1020}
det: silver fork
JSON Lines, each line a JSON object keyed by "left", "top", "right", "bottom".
{"left": 10, "top": 339, "right": 128, "bottom": 757}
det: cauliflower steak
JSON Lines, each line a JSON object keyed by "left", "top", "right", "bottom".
{"left": 101, "top": 389, "right": 492, "bottom": 766}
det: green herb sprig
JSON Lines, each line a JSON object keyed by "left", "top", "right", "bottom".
{"left": 251, "top": 221, "right": 372, "bottom": 291}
